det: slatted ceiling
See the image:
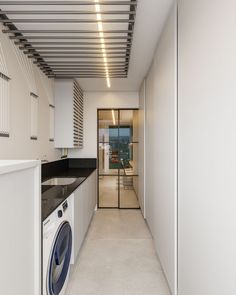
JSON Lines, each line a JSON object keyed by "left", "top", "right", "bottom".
{"left": 0, "top": 0, "right": 137, "bottom": 82}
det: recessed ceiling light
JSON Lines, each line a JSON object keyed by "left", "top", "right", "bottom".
{"left": 98, "top": 22, "right": 103, "bottom": 32}
{"left": 94, "top": 0, "right": 111, "bottom": 89}
{"left": 112, "top": 109, "right": 116, "bottom": 124}
{"left": 95, "top": 4, "right": 100, "bottom": 13}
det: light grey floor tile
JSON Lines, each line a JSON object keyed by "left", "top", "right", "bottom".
{"left": 66, "top": 210, "right": 171, "bottom": 295}
{"left": 86, "top": 209, "right": 152, "bottom": 240}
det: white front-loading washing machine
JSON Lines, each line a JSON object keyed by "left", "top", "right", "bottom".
{"left": 43, "top": 196, "right": 73, "bottom": 295}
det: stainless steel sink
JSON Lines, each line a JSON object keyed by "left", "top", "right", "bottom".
{"left": 42, "top": 177, "right": 77, "bottom": 186}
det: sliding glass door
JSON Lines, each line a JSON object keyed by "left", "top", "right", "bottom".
{"left": 98, "top": 109, "right": 139, "bottom": 209}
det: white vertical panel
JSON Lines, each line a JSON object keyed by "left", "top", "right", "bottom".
{"left": 36, "top": 67, "right": 54, "bottom": 105}
{"left": 0, "top": 74, "right": 10, "bottom": 137}
{"left": 178, "top": 0, "right": 236, "bottom": 294}
{"left": 11, "top": 42, "right": 37, "bottom": 94}
{"left": 0, "top": 160, "right": 41, "bottom": 295}
{"left": 0, "top": 33, "right": 8, "bottom": 77}
{"left": 30, "top": 93, "right": 38, "bottom": 140}
{"left": 145, "top": 4, "right": 177, "bottom": 294}
{"left": 49, "top": 105, "right": 55, "bottom": 141}
{"left": 0, "top": 35, "right": 10, "bottom": 137}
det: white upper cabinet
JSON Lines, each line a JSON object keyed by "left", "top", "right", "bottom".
{"left": 54, "top": 80, "right": 84, "bottom": 148}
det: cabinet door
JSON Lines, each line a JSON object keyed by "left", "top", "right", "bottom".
{"left": 82, "top": 177, "right": 90, "bottom": 235}
{"left": 72, "top": 185, "right": 84, "bottom": 264}
{"left": 71, "top": 171, "right": 97, "bottom": 264}
{"left": 82, "top": 171, "right": 97, "bottom": 234}
{"left": 54, "top": 80, "right": 84, "bottom": 148}
{"left": 88, "top": 171, "right": 97, "bottom": 217}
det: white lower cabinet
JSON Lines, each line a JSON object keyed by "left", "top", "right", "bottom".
{"left": 0, "top": 160, "right": 41, "bottom": 295}
{"left": 71, "top": 170, "right": 97, "bottom": 263}
{"left": 72, "top": 184, "right": 84, "bottom": 264}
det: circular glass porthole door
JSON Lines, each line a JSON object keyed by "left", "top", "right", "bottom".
{"left": 47, "top": 221, "right": 72, "bottom": 295}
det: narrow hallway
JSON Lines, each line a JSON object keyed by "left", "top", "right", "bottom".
{"left": 67, "top": 210, "right": 171, "bottom": 295}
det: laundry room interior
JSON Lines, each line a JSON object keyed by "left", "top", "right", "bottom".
{"left": 0, "top": 1, "right": 236, "bottom": 295}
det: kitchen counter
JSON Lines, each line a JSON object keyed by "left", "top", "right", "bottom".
{"left": 41, "top": 159, "right": 97, "bottom": 221}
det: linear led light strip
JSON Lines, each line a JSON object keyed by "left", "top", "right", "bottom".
{"left": 112, "top": 109, "right": 116, "bottom": 125}
{"left": 95, "top": 0, "right": 111, "bottom": 88}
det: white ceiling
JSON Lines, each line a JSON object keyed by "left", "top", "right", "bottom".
{"left": 1, "top": 0, "right": 174, "bottom": 92}
{"left": 78, "top": 0, "right": 174, "bottom": 91}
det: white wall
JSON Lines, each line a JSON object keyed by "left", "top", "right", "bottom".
{"left": 68, "top": 92, "right": 139, "bottom": 158}
{"left": 144, "top": 3, "right": 177, "bottom": 294}
{"left": 0, "top": 25, "right": 61, "bottom": 161}
{"left": 178, "top": 0, "right": 236, "bottom": 294}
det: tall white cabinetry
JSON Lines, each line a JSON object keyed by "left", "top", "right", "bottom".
{"left": 54, "top": 80, "right": 84, "bottom": 148}
{"left": 178, "top": 1, "right": 236, "bottom": 294}
{"left": 0, "top": 160, "right": 41, "bottom": 295}
{"left": 71, "top": 170, "right": 97, "bottom": 264}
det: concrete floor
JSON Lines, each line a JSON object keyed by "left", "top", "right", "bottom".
{"left": 66, "top": 209, "right": 171, "bottom": 295}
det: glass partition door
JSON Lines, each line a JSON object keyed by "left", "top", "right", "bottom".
{"left": 98, "top": 109, "right": 139, "bottom": 209}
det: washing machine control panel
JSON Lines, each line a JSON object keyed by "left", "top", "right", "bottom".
{"left": 62, "top": 200, "right": 68, "bottom": 212}
{"left": 57, "top": 210, "right": 62, "bottom": 218}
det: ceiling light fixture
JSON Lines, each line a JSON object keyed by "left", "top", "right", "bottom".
{"left": 94, "top": 0, "right": 111, "bottom": 88}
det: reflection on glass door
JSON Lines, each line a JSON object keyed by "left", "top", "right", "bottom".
{"left": 98, "top": 109, "right": 139, "bottom": 209}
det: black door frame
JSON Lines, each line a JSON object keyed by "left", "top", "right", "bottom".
{"left": 97, "top": 108, "right": 140, "bottom": 209}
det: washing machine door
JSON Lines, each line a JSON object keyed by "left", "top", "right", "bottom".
{"left": 47, "top": 221, "right": 72, "bottom": 295}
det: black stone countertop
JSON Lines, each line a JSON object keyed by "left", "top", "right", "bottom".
{"left": 42, "top": 159, "right": 96, "bottom": 221}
